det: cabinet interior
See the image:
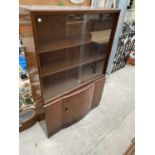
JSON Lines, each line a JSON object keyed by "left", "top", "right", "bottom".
{"left": 33, "top": 13, "right": 114, "bottom": 103}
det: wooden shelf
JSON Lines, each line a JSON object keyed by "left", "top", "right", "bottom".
{"left": 43, "top": 60, "right": 104, "bottom": 102}
{"left": 66, "top": 21, "right": 86, "bottom": 25}
{"left": 38, "top": 35, "right": 91, "bottom": 54}
{"left": 38, "top": 29, "right": 111, "bottom": 54}
{"left": 41, "top": 54, "right": 106, "bottom": 77}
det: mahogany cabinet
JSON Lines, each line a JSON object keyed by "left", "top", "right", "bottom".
{"left": 19, "top": 5, "right": 120, "bottom": 137}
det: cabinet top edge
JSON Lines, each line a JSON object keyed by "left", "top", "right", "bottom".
{"left": 19, "top": 5, "right": 120, "bottom": 14}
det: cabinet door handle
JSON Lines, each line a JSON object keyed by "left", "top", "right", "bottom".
{"left": 65, "top": 107, "right": 69, "bottom": 112}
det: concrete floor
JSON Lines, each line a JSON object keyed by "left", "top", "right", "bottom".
{"left": 20, "top": 64, "right": 135, "bottom": 155}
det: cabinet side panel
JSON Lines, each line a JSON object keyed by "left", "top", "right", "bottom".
{"left": 92, "top": 77, "right": 106, "bottom": 108}
{"left": 19, "top": 9, "right": 42, "bottom": 103}
{"left": 45, "top": 100, "right": 63, "bottom": 137}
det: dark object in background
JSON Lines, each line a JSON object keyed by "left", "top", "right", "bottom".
{"left": 127, "top": 0, "right": 134, "bottom": 9}
{"left": 112, "top": 23, "right": 135, "bottom": 73}
{"left": 20, "top": 74, "right": 28, "bottom": 80}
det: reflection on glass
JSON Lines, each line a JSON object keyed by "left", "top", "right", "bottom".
{"left": 81, "top": 13, "right": 114, "bottom": 82}
{"left": 34, "top": 13, "right": 114, "bottom": 102}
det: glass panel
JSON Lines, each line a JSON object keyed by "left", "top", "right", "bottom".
{"left": 34, "top": 14, "right": 85, "bottom": 53}
{"left": 34, "top": 14, "right": 85, "bottom": 102}
{"left": 33, "top": 13, "right": 114, "bottom": 102}
{"left": 81, "top": 13, "right": 114, "bottom": 83}
{"left": 42, "top": 68, "right": 80, "bottom": 102}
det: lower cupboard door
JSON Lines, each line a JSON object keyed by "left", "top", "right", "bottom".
{"left": 62, "top": 83, "right": 95, "bottom": 125}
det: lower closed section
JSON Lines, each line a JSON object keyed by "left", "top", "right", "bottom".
{"left": 44, "top": 76, "right": 105, "bottom": 137}
{"left": 62, "top": 83, "right": 94, "bottom": 125}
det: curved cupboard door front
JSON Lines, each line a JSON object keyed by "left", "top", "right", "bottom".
{"left": 62, "top": 83, "right": 95, "bottom": 125}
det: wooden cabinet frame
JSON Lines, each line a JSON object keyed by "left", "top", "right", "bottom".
{"left": 20, "top": 6, "right": 120, "bottom": 137}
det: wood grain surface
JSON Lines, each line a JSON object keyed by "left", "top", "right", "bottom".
{"left": 19, "top": 0, "right": 91, "bottom": 6}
